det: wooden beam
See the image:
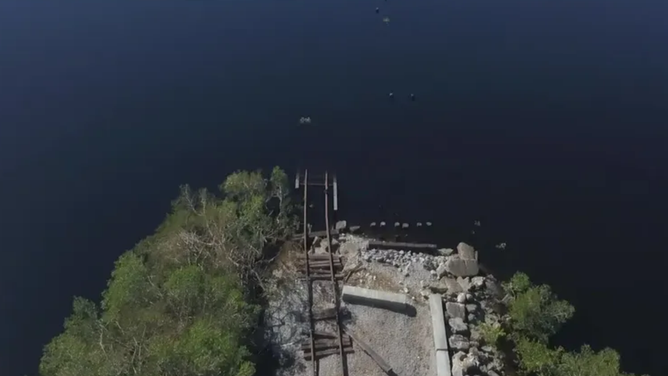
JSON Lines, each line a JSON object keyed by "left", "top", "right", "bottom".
{"left": 301, "top": 337, "right": 352, "bottom": 351}
{"left": 312, "top": 307, "right": 338, "bottom": 320}
{"left": 345, "top": 329, "right": 394, "bottom": 374}
{"left": 303, "top": 346, "right": 354, "bottom": 360}
{"left": 293, "top": 228, "right": 341, "bottom": 239}
{"left": 333, "top": 174, "right": 338, "bottom": 211}
{"left": 367, "top": 240, "right": 438, "bottom": 251}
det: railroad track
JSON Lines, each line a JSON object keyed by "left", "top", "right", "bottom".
{"left": 298, "top": 170, "right": 350, "bottom": 376}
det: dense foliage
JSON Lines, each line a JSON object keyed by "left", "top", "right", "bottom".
{"left": 39, "top": 168, "right": 296, "bottom": 376}
{"left": 503, "top": 272, "right": 647, "bottom": 376}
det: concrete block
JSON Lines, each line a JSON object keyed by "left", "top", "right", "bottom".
{"left": 436, "top": 349, "right": 452, "bottom": 376}
{"left": 429, "top": 294, "right": 448, "bottom": 351}
{"left": 342, "top": 285, "right": 412, "bottom": 313}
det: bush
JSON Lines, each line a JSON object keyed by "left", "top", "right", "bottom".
{"left": 504, "top": 272, "right": 574, "bottom": 343}
{"left": 478, "top": 321, "right": 506, "bottom": 346}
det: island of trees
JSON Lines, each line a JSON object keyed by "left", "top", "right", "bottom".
{"left": 39, "top": 168, "right": 645, "bottom": 376}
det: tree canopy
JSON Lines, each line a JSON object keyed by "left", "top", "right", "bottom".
{"left": 39, "top": 168, "right": 295, "bottom": 376}
{"left": 503, "top": 272, "right": 647, "bottom": 376}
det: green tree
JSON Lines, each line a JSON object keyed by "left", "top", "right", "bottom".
{"left": 40, "top": 167, "right": 295, "bottom": 376}
{"left": 504, "top": 272, "right": 645, "bottom": 376}
{"left": 505, "top": 272, "right": 575, "bottom": 343}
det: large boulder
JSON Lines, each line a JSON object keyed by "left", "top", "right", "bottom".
{"left": 335, "top": 220, "right": 348, "bottom": 232}
{"left": 449, "top": 334, "right": 470, "bottom": 351}
{"left": 457, "top": 242, "right": 476, "bottom": 260}
{"left": 449, "top": 317, "right": 469, "bottom": 334}
{"left": 446, "top": 302, "right": 467, "bottom": 319}
{"left": 445, "top": 255, "right": 479, "bottom": 277}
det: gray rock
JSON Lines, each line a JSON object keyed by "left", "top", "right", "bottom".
{"left": 394, "top": 222, "right": 401, "bottom": 228}
{"left": 471, "top": 276, "right": 486, "bottom": 289}
{"left": 466, "top": 304, "right": 478, "bottom": 313}
{"left": 436, "top": 262, "right": 449, "bottom": 278}
{"left": 446, "top": 302, "right": 467, "bottom": 319}
{"left": 457, "top": 242, "right": 476, "bottom": 260}
{"left": 449, "top": 317, "right": 469, "bottom": 334}
{"left": 451, "top": 351, "right": 467, "bottom": 376}
{"left": 449, "top": 334, "right": 471, "bottom": 351}
{"left": 402, "top": 223, "right": 409, "bottom": 229}
{"left": 487, "top": 371, "right": 500, "bottom": 376}
{"left": 428, "top": 282, "right": 448, "bottom": 294}
{"left": 457, "top": 293, "right": 467, "bottom": 303}
{"left": 481, "top": 345, "right": 494, "bottom": 353}
{"left": 445, "top": 255, "right": 479, "bottom": 277}
{"left": 380, "top": 221, "right": 386, "bottom": 227}
{"left": 335, "top": 220, "right": 347, "bottom": 231}
{"left": 468, "top": 313, "right": 477, "bottom": 323}
{"left": 457, "top": 276, "right": 471, "bottom": 292}
{"left": 443, "top": 277, "right": 463, "bottom": 294}
{"left": 438, "top": 248, "right": 454, "bottom": 256}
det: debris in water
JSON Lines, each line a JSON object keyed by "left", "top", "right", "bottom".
{"left": 299, "top": 117, "right": 312, "bottom": 124}
{"left": 389, "top": 92, "right": 394, "bottom": 98}
{"left": 410, "top": 93, "right": 416, "bottom": 101}
{"left": 376, "top": 7, "right": 380, "bottom": 13}
{"left": 383, "top": 16, "right": 390, "bottom": 24}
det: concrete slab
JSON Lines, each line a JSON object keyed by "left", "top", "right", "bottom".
{"left": 429, "top": 294, "right": 448, "bottom": 351}
{"left": 342, "top": 285, "right": 412, "bottom": 314}
{"left": 436, "top": 349, "right": 452, "bottom": 376}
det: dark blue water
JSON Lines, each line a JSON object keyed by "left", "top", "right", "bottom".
{"left": 1, "top": 1, "right": 666, "bottom": 375}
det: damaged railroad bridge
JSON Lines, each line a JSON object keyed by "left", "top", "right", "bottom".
{"left": 286, "top": 170, "right": 493, "bottom": 376}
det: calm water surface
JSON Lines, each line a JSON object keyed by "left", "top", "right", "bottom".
{"left": 1, "top": 1, "right": 666, "bottom": 375}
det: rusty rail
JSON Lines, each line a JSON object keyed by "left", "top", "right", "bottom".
{"left": 325, "top": 171, "right": 347, "bottom": 376}
{"left": 298, "top": 170, "right": 350, "bottom": 376}
{"left": 302, "top": 170, "right": 316, "bottom": 376}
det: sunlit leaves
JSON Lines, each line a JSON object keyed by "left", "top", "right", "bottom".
{"left": 505, "top": 272, "right": 574, "bottom": 343}
{"left": 101, "top": 252, "right": 152, "bottom": 323}
{"left": 41, "top": 168, "right": 295, "bottom": 376}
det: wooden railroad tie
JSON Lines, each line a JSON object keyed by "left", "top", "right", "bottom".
{"left": 302, "top": 334, "right": 354, "bottom": 360}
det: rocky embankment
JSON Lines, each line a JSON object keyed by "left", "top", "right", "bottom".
{"left": 348, "top": 238, "right": 508, "bottom": 376}
{"left": 265, "top": 228, "right": 508, "bottom": 376}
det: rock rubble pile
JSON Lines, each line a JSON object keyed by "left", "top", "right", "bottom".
{"left": 352, "top": 238, "right": 507, "bottom": 376}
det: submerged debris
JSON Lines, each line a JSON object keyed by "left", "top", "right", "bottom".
{"left": 299, "top": 116, "right": 312, "bottom": 124}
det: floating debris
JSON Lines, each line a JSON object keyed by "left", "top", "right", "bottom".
{"left": 410, "top": 93, "right": 415, "bottom": 101}
{"left": 389, "top": 92, "right": 394, "bottom": 98}
{"left": 474, "top": 220, "right": 481, "bottom": 227}
{"left": 496, "top": 242, "right": 507, "bottom": 250}
{"left": 383, "top": 16, "right": 390, "bottom": 24}
{"left": 299, "top": 116, "right": 312, "bottom": 124}
{"left": 376, "top": 7, "right": 380, "bottom": 13}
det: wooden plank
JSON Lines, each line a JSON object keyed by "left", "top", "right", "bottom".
{"left": 345, "top": 329, "right": 394, "bottom": 374}
{"left": 367, "top": 240, "right": 438, "bottom": 251}
{"left": 333, "top": 174, "right": 338, "bottom": 211}
{"left": 312, "top": 331, "right": 338, "bottom": 339}
{"left": 300, "top": 253, "right": 342, "bottom": 261}
{"left": 301, "top": 338, "right": 352, "bottom": 351}
{"left": 312, "top": 307, "right": 337, "bottom": 320}
{"left": 303, "top": 347, "right": 354, "bottom": 360}
{"left": 306, "top": 274, "right": 344, "bottom": 281}
{"left": 298, "top": 259, "right": 342, "bottom": 266}
{"left": 305, "top": 263, "right": 342, "bottom": 270}
{"left": 293, "top": 228, "right": 340, "bottom": 239}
